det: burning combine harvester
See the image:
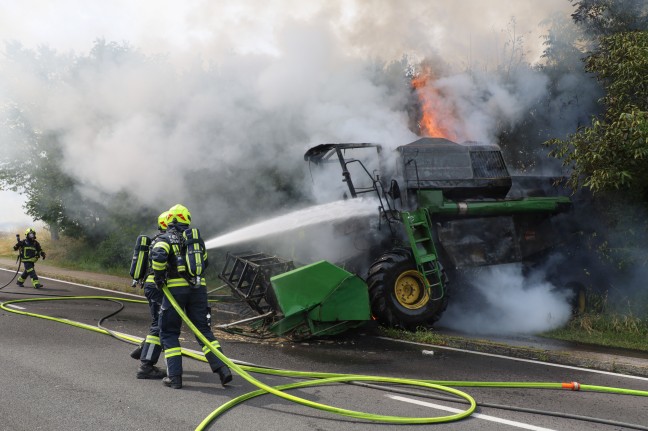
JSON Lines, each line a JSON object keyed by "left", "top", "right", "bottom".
{"left": 218, "top": 137, "right": 576, "bottom": 340}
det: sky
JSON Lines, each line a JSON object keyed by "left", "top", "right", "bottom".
{"left": 0, "top": 190, "right": 33, "bottom": 228}
{"left": 0, "top": 1, "right": 571, "bottom": 63}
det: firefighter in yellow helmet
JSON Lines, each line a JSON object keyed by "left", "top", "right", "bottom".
{"left": 129, "top": 211, "right": 170, "bottom": 379}
{"left": 151, "top": 204, "right": 232, "bottom": 389}
{"left": 14, "top": 227, "right": 46, "bottom": 288}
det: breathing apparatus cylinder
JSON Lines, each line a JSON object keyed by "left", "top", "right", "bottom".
{"left": 129, "top": 235, "right": 152, "bottom": 286}
{"left": 183, "top": 228, "right": 205, "bottom": 288}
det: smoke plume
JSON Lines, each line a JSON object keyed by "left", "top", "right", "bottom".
{"left": 0, "top": 1, "right": 579, "bottom": 215}
{"left": 439, "top": 263, "right": 573, "bottom": 334}
{"left": 0, "top": 0, "right": 605, "bottom": 334}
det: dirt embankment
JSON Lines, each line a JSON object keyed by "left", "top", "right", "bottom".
{"left": 0, "top": 257, "right": 134, "bottom": 292}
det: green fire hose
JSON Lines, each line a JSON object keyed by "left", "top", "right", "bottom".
{"left": 1, "top": 290, "right": 647, "bottom": 431}
{"left": 159, "top": 285, "right": 476, "bottom": 427}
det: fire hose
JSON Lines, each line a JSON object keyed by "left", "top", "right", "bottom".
{"left": 0, "top": 256, "right": 21, "bottom": 290}
{"left": 1, "top": 288, "right": 648, "bottom": 430}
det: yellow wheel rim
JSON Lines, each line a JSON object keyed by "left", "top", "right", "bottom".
{"left": 394, "top": 270, "right": 429, "bottom": 310}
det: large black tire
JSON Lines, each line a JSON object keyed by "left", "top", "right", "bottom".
{"left": 367, "top": 247, "right": 448, "bottom": 330}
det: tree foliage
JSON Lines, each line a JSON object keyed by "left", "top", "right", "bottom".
{"left": 570, "top": 0, "right": 648, "bottom": 38}
{"left": 0, "top": 41, "right": 155, "bottom": 247}
{"left": 0, "top": 103, "right": 78, "bottom": 238}
{"left": 545, "top": 31, "right": 648, "bottom": 200}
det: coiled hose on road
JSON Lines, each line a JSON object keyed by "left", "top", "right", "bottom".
{"left": 1, "top": 287, "right": 647, "bottom": 430}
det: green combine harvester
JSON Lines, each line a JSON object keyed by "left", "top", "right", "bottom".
{"left": 218, "top": 137, "right": 575, "bottom": 339}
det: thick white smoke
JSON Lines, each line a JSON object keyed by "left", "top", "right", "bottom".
{"left": 0, "top": 0, "right": 575, "bottom": 210}
{"left": 0, "top": 0, "right": 587, "bottom": 335}
{"left": 439, "top": 263, "right": 573, "bottom": 334}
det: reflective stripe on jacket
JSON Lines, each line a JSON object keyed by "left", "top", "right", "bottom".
{"left": 17, "top": 240, "right": 42, "bottom": 262}
{"left": 150, "top": 225, "right": 208, "bottom": 288}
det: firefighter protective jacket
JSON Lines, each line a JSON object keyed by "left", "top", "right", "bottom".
{"left": 150, "top": 224, "right": 208, "bottom": 288}
{"left": 144, "top": 232, "right": 165, "bottom": 285}
{"left": 14, "top": 239, "right": 44, "bottom": 263}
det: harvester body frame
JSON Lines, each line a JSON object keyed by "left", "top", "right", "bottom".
{"left": 303, "top": 138, "right": 573, "bottom": 329}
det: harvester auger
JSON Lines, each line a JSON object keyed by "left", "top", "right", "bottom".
{"left": 303, "top": 137, "right": 572, "bottom": 330}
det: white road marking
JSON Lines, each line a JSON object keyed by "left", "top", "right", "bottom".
{"left": 376, "top": 336, "right": 648, "bottom": 382}
{"left": 5, "top": 303, "right": 25, "bottom": 310}
{"left": 388, "top": 394, "right": 558, "bottom": 431}
{"left": 0, "top": 267, "right": 143, "bottom": 297}
{"left": 0, "top": 267, "right": 241, "bottom": 316}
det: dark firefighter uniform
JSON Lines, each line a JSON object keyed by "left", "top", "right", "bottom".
{"left": 14, "top": 228, "right": 46, "bottom": 289}
{"left": 133, "top": 211, "right": 171, "bottom": 380}
{"left": 151, "top": 204, "right": 232, "bottom": 389}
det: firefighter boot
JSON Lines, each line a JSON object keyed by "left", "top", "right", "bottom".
{"left": 162, "top": 375, "right": 182, "bottom": 389}
{"left": 16, "top": 281, "right": 24, "bottom": 287}
{"left": 137, "top": 363, "right": 166, "bottom": 379}
{"left": 216, "top": 365, "right": 232, "bottom": 386}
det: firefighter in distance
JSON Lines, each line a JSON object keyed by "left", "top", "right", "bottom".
{"left": 14, "top": 228, "right": 46, "bottom": 289}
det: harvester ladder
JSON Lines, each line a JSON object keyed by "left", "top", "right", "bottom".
{"left": 401, "top": 208, "right": 444, "bottom": 300}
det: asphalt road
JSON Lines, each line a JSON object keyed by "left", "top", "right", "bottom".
{"left": 1, "top": 269, "right": 647, "bottom": 431}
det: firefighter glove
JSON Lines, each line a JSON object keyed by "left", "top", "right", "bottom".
{"left": 40, "top": 251, "right": 46, "bottom": 260}
{"left": 154, "top": 271, "right": 166, "bottom": 289}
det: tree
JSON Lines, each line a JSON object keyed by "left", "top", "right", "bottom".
{"left": 0, "top": 41, "right": 154, "bottom": 244}
{"left": 570, "top": 0, "right": 648, "bottom": 38}
{"left": 545, "top": 31, "right": 648, "bottom": 200}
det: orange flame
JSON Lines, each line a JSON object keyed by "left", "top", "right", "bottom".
{"left": 411, "top": 70, "right": 458, "bottom": 140}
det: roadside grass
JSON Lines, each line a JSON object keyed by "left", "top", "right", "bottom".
{"left": 378, "top": 289, "right": 648, "bottom": 353}
{"left": 0, "top": 229, "right": 126, "bottom": 277}
{"left": 540, "top": 289, "right": 648, "bottom": 352}
{"left": 540, "top": 312, "right": 648, "bottom": 352}
{"left": 379, "top": 312, "right": 648, "bottom": 354}
{"left": 380, "top": 327, "right": 450, "bottom": 346}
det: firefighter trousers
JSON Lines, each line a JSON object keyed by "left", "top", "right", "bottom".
{"left": 18, "top": 261, "right": 41, "bottom": 287}
{"left": 139, "top": 283, "right": 164, "bottom": 365}
{"left": 159, "top": 284, "right": 226, "bottom": 377}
